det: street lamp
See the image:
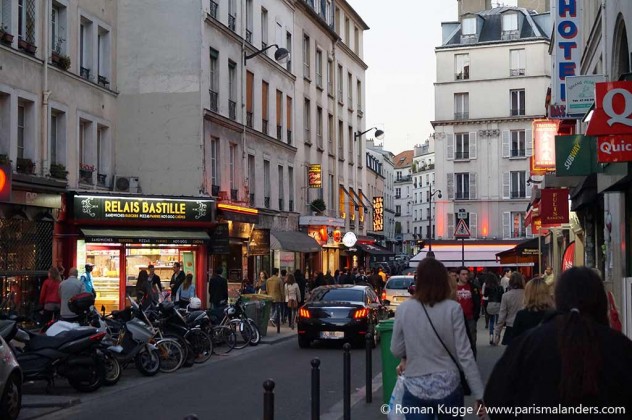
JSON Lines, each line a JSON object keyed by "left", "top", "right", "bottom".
{"left": 354, "top": 127, "right": 385, "bottom": 140}
{"left": 427, "top": 184, "right": 442, "bottom": 257}
{"left": 244, "top": 44, "right": 290, "bottom": 66}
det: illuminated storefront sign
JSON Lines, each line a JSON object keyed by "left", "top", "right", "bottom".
{"left": 550, "top": 0, "right": 581, "bottom": 118}
{"left": 597, "top": 135, "right": 632, "bottom": 163}
{"left": 249, "top": 228, "right": 270, "bottom": 256}
{"left": 308, "top": 164, "right": 322, "bottom": 188}
{"left": 532, "top": 119, "right": 560, "bottom": 173}
{"left": 0, "top": 164, "right": 11, "bottom": 203}
{"left": 372, "top": 197, "right": 384, "bottom": 232}
{"left": 74, "top": 195, "right": 214, "bottom": 222}
{"left": 540, "top": 188, "right": 569, "bottom": 226}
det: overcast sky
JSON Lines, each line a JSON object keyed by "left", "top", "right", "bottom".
{"left": 347, "top": 0, "right": 459, "bottom": 155}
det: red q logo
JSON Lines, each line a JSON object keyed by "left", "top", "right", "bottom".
{"left": 587, "top": 81, "right": 632, "bottom": 136}
{"left": 603, "top": 88, "right": 632, "bottom": 127}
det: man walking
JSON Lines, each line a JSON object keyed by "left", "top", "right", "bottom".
{"left": 456, "top": 266, "right": 481, "bottom": 358}
{"left": 80, "top": 263, "right": 95, "bottom": 296}
{"left": 208, "top": 267, "right": 228, "bottom": 309}
{"left": 170, "top": 262, "right": 185, "bottom": 298}
{"left": 147, "top": 264, "right": 162, "bottom": 303}
{"left": 280, "top": 269, "right": 288, "bottom": 324}
{"left": 59, "top": 267, "right": 87, "bottom": 321}
{"left": 266, "top": 268, "right": 283, "bottom": 327}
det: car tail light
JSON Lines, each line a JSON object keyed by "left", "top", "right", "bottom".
{"left": 89, "top": 332, "right": 107, "bottom": 342}
{"left": 298, "top": 308, "right": 310, "bottom": 319}
{"left": 353, "top": 308, "right": 369, "bottom": 319}
{"left": 381, "top": 290, "right": 386, "bottom": 301}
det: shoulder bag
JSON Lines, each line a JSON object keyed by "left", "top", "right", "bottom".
{"left": 420, "top": 302, "right": 472, "bottom": 396}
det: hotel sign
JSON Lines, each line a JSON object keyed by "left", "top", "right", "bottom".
{"left": 372, "top": 196, "right": 384, "bottom": 232}
{"left": 73, "top": 195, "right": 214, "bottom": 222}
{"left": 551, "top": 0, "right": 581, "bottom": 117}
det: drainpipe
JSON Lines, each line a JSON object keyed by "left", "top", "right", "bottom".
{"left": 41, "top": 0, "right": 50, "bottom": 176}
{"left": 602, "top": 0, "right": 608, "bottom": 80}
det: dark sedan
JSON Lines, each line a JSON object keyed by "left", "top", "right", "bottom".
{"left": 297, "top": 285, "right": 390, "bottom": 348}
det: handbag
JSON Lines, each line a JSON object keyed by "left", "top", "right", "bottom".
{"left": 607, "top": 291, "right": 623, "bottom": 332}
{"left": 486, "top": 302, "right": 501, "bottom": 315}
{"left": 420, "top": 302, "right": 472, "bottom": 396}
{"left": 288, "top": 298, "right": 298, "bottom": 309}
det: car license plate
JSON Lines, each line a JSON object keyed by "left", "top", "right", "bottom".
{"left": 320, "top": 331, "right": 344, "bottom": 339}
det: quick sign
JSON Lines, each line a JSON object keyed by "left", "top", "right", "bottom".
{"left": 587, "top": 81, "right": 632, "bottom": 136}
{"left": 0, "top": 164, "right": 11, "bottom": 203}
{"left": 597, "top": 135, "right": 632, "bottom": 163}
{"left": 372, "top": 196, "right": 384, "bottom": 232}
{"left": 551, "top": 0, "right": 581, "bottom": 115}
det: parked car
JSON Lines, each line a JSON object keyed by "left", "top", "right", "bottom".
{"left": 0, "top": 322, "right": 21, "bottom": 420}
{"left": 382, "top": 275, "right": 415, "bottom": 311}
{"left": 296, "top": 285, "right": 390, "bottom": 348}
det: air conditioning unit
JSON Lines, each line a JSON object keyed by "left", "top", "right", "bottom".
{"left": 113, "top": 175, "right": 140, "bottom": 193}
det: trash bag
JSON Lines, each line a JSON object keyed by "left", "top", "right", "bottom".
{"left": 387, "top": 375, "right": 406, "bottom": 420}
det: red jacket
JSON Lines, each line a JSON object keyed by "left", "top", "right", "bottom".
{"left": 39, "top": 278, "right": 61, "bottom": 306}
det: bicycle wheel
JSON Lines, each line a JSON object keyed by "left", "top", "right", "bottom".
{"left": 229, "top": 319, "right": 252, "bottom": 349}
{"left": 186, "top": 329, "right": 213, "bottom": 364}
{"left": 211, "top": 326, "right": 236, "bottom": 355}
{"left": 155, "top": 338, "right": 184, "bottom": 373}
{"left": 246, "top": 318, "right": 261, "bottom": 346}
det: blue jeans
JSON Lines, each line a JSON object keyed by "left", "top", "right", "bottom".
{"left": 488, "top": 314, "right": 498, "bottom": 336}
{"left": 401, "top": 385, "right": 465, "bottom": 420}
{"left": 270, "top": 302, "right": 284, "bottom": 323}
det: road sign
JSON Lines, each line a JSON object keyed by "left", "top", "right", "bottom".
{"left": 457, "top": 209, "right": 468, "bottom": 220}
{"left": 454, "top": 219, "right": 471, "bottom": 238}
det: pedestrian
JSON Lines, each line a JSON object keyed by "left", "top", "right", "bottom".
{"left": 294, "top": 269, "right": 306, "bottom": 304}
{"left": 58, "top": 267, "right": 87, "bottom": 322}
{"left": 500, "top": 267, "right": 512, "bottom": 292}
{"left": 493, "top": 272, "right": 525, "bottom": 345}
{"left": 170, "top": 262, "right": 186, "bottom": 298}
{"left": 256, "top": 271, "right": 268, "bottom": 293}
{"left": 391, "top": 257, "right": 485, "bottom": 417}
{"left": 333, "top": 269, "right": 341, "bottom": 285}
{"left": 135, "top": 269, "right": 152, "bottom": 309}
{"left": 511, "top": 276, "right": 553, "bottom": 338}
{"left": 241, "top": 277, "right": 255, "bottom": 294}
{"left": 280, "top": 269, "right": 289, "bottom": 324}
{"left": 284, "top": 274, "right": 300, "bottom": 329}
{"left": 324, "top": 270, "right": 334, "bottom": 285}
{"left": 377, "top": 267, "right": 387, "bottom": 287}
{"left": 176, "top": 273, "right": 196, "bottom": 308}
{"left": 484, "top": 267, "right": 632, "bottom": 417}
{"left": 39, "top": 267, "right": 62, "bottom": 323}
{"left": 316, "top": 271, "right": 326, "bottom": 287}
{"left": 80, "top": 263, "right": 96, "bottom": 296}
{"left": 369, "top": 269, "right": 382, "bottom": 293}
{"left": 208, "top": 267, "right": 228, "bottom": 309}
{"left": 542, "top": 266, "right": 555, "bottom": 295}
{"left": 456, "top": 266, "right": 481, "bottom": 357}
{"left": 266, "top": 268, "right": 283, "bottom": 327}
{"left": 147, "top": 264, "right": 162, "bottom": 304}
{"left": 483, "top": 273, "right": 503, "bottom": 346}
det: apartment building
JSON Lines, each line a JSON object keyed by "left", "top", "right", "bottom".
{"left": 392, "top": 150, "right": 414, "bottom": 254}
{"left": 366, "top": 140, "right": 395, "bottom": 249}
{"left": 411, "top": 137, "right": 436, "bottom": 246}
{"left": 432, "top": 4, "right": 551, "bottom": 241}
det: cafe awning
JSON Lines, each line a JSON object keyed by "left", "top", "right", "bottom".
{"left": 81, "top": 228, "right": 210, "bottom": 245}
{"left": 270, "top": 231, "right": 321, "bottom": 253}
{"left": 356, "top": 243, "right": 394, "bottom": 256}
{"left": 496, "top": 237, "right": 540, "bottom": 259}
{"left": 410, "top": 243, "right": 522, "bottom": 267}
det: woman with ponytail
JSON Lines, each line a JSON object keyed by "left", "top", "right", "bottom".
{"left": 484, "top": 267, "right": 632, "bottom": 418}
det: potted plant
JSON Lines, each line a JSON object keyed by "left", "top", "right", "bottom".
{"left": 16, "top": 157, "right": 35, "bottom": 174}
{"left": 0, "top": 154, "right": 10, "bottom": 165}
{"left": 79, "top": 163, "right": 94, "bottom": 184}
{"left": 57, "top": 55, "right": 71, "bottom": 70}
{"left": 0, "top": 25, "right": 13, "bottom": 45}
{"left": 49, "top": 163, "right": 68, "bottom": 180}
{"left": 310, "top": 198, "right": 326, "bottom": 215}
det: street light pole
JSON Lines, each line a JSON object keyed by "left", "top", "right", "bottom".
{"left": 428, "top": 184, "right": 442, "bottom": 258}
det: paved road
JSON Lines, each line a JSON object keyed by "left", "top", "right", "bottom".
{"left": 34, "top": 336, "right": 382, "bottom": 420}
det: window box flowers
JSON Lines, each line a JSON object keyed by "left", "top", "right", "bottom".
{"left": 49, "top": 163, "right": 68, "bottom": 180}
{"left": 79, "top": 163, "right": 95, "bottom": 185}
{"left": 16, "top": 157, "right": 35, "bottom": 175}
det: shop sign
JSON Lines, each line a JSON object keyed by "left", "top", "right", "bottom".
{"left": 73, "top": 195, "right": 214, "bottom": 222}
{"left": 210, "top": 223, "right": 230, "bottom": 255}
{"left": 0, "top": 164, "right": 11, "bottom": 203}
{"left": 333, "top": 229, "right": 342, "bottom": 244}
{"left": 342, "top": 232, "right": 357, "bottom": 248}
{"left": 555, "top": 135, "right": 600, "bottom": 176}
{"left": 597, "top": 135, "right": 632, "bottom": 163}
{"left": 249, "top": 228, "right": 270, "bottom": 256}
{"left": 83, "top": 234, "right": 206, "bottom": 245}
{"left": 308, "top": 164, "right": 322, "bottom": 188}
{"left": 540, "top": 188, "right": 569, "bottom": 226}
{"left": 372, "top": 196, "right": 384, "bottom": 232}
{"left": 551, "top": 0, "right": 580, "bottom": 111}
{"left": 562, "top": 241, "right": 575, "bottom": 271}
{"left": 532, "top": 119, "right": 559, "bottom": 173}
{"left": 217, "top": 203, "right": 259, "bottom": 224}
{"left": 566, "top": 75, "right": 605, "bottom": 117}
{"left": 587, "top": 81, "right": 632, "bottom": 136}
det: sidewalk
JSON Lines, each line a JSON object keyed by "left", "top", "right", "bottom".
{"left": 260, "top": 322, "right": 297, "bottom": 344}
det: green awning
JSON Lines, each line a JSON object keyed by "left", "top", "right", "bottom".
{"left": 81, "top": 228, "right": 210, "bottom": 245}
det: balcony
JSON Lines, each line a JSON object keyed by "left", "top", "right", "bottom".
{"left": 279, "top": 198, "right": 284, "bottom": 211}
{"left": 250, "top": 193, "right": 255, "bottom": 207}
{"left": 510, "top": 191, "right": 526, "bottom": 199}
{"left": 262, "top": 119, "right": 268, "bottom": 135}
{"left": 454, "top": 112, "right": 469, "bottom": 120}
{"left": 230, "top": 189, "right": 238, "bottom": 201}
{"left": 395, "top": 195, "right": 401, "bottom": 199}
{"left": 209, "top": 1, "right": 218, "bottom": 18}
{"left": 510, "top": 68, "right": 525, "bottom": 76}
{"left": 510, "top": 108, "right": 525, "bottom": 116}
{"left": 247, "top": 112, "right": 253, "bottom": 128}
{"left": 229, "top": 100, "right": 236, "bottom": 120}
{"left": 395, "top": 212, "right": 401, "bottom": 217}
{"left": 455, "top": 192, "right": 470, "bottom": 200}
{"left": 264, "top": 196, "right": 270, "bottom": 209}
{"left": 454, "top": 151, "right": 470, "bottom": 160}
{"left": 210, "top": 90, "right": 218, "bottom": 112}
{"left": 289, "top": 199, "right": 294, "bottom": 212}
{"left": 211, "top": 184, "right": 220, "bottom": 196}
{"left": 246, "top": 29, "right": 253, "bottom": 44}
{"left": 228, "top": 14, "right": 236, "bottom": 31}
{"left": 395, "top": 175, "right": 412, "bottom": 183}
{"left": 80, "top": 66, "right": 90, "bottom": 80}
{"left": 277, "top": 125, "right": 282, "bottom": 141}
{"left": 98, "top": 75, "right": 110, "bottom": 88}
{"left": 510, "top": 149, "right": 526, "bottom": 158}
{"left": 287, "top": 130, "right": 292, "bottom": 144}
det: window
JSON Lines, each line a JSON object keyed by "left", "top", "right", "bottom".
{"left": 510, "top": 49, "right": 525, "bottom": 76}
{"left": 303, "top": 34, "right": 311, "bottom": 79}
{"left": 261, "top": 80, "right": 269, "bottom": 133}
{"left": 96, "top": 126, "right": 104, "bottom": 175}
{"left": 79, "top": 18, "right": 93, "bottom": 79}
{"left": 97, "top": 27, "right": 111, "bottom": 85}
{"left": 337, "top": 64, "right": 343, "bottom": 101}
{"left": 210, "top": 136, "right": 219, "bottom": 188}
{"left": 348, "top": 125, "right": 354, "bottom": 163}
{"left": 354, "top": 26, "right": 359, "bottom": 54}
{"left": 79, "top": 119, "right": 90, "bottom": 164}
{"left": 246, "top": 71, "right": 254, "bottom": 127}
{"left": 462, "top": 17, "right": 476, "bottom": 35}
{"left": 335, "top": 7, "right": 340, "bottom": 33}
{"left": 327, "top": 58, "right": 334, "bottom": 94}
{"left": 511, "top": 130, "right": 525, "bottom": 157}
{"left": 264, "top": 160, "right": 270, "bottom": 208}
{"left": 286, "top": 96, "right": 292, "bottom": 144}
{"left": 328, "top": 113, "right": 334, "bottom": 150}
{"left": 510, "top": 89, "right": 525, "bottom": 116}
{"left": 455, "top": 54, "right": 470, "bottom": 80}
{"left": 347, "top": 72, "right": 353, "bottom": 108}
{"left": 248, "top": 154, "right": 255, "bottom": 205}
{"left": 504, "top": 212, "right": 526, "bottom": 238}
{"left": 338, "top": 120, "right": 344, "bottom": 158}
{"left": 17, "top": 105, "right": 25, "bottom": 159}
{"left": 229, "top": 143, "right": 236, "bottom": 191}
{"left": 329, "top": 174, "right": 335, "bottom": 214}
{"left": 228, "top": 0, "right": 236, "bottom": 31}
{"left": 455, "top": 173, "right": 470, "bottom": 200}
{"left": 502, "top": 13, "right": 518, "bottom": 32}
{"left": 276, "top": 90, "right": 282, "bottom": 140}
{"left": 17, "top": 0, "right": 35, "bottom": 44}
{"left": 245, "top": 0, "right": 253, "bottom": 43}
{"left": 357, "top": 80, "right": 362, "bottom": 112}
{"left": 261, "top": 8, "right": 268, "bottom": 49}
{"left": 288, "top": 167, "right": 294, "bottom": 211}
{"left": 228, "top": 61, "right": 237, "bottom": 119}
{"left": 51, "top": 2, "right": 67, "bottom": 55}
{"left": 304, "top": 98, "right": 311, "bottom": 144}
{"left": 454, "top": 93, "right": 469, "bottom": 119}
{"left": 345, "top": 17, "right": 350, "bottom": 43}
{"left": 50, "top": 112, "right": 58, "bottom": 164}
{"left": 210, "top": 48, "right": 219, "bottom": 111}
{"left": 510, "top": 171, "right": 526, "bottom": 198}
{"left": 278, "top": 165, "right": 284, "bottom": 210}
{"left": 315, "top": 49, "right": 323, "bottom": 88}
{"left": 286, "top": 31, "right": 292, "bottom": 72}
{"left": 395, "top": 205, "right": 401, "bottom": 216}
{"left": 395, "top": 187, "right": 401, "bottom": 198}
{"left": 316, "top": 106, "right": 323, "bottom": 148}
{"left": 455, "top": 133, "right": 469, "bottom": 160}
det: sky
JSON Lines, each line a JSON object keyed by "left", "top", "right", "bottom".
{"left": 347, "top": 0, "right": 459, "bottom": 155}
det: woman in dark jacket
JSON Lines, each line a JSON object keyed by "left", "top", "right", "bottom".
{"left": 511, "top": 276, "right": 553, "bottom": 338}
{"left": 293, "top": 269, "right": 306, "bottom": 304}
{"left": 482, "top": 273, "right": 503, "bottom": 345}
{"left": 484, "top": 267, "right": 632, "bottom": 419}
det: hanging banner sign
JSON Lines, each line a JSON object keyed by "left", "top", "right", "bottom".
{"left": 308, "top": 164, "right": 322, "bottom": 188}
{"left": 210, "top": 223, "right": 230, "bottom": 255}
{"left": 565, "top": 75, "right": 605, "bottom": 117}
{"left": 372, "top": 196, "right": 384, "bottom": 232}
{"left": 586, "top": 81, "right": 632, "bottom": 136}
{"left": 550, "top": 0, "right": 580, "bottom": 115}
{"left": 532, "top": 119, "right": 560, "bottom": 172}
{"left": 597, "top": 135, "right": 632, "bottom": 163}
{"left": 540, "top": 188, "right": 569, "bottom": 226}
{"left": 555, "top": 135, "right": 600, "bottom": 176}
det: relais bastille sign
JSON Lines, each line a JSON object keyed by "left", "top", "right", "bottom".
{"left": 73, "top": 195, "right": 215, "bottom": 222}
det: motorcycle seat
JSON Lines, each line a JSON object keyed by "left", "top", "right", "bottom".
{"left": 187, "top": 310, "right": 206, "bottom": 323}
{"left": 27, "top": 327, "right": 98, "bottom": 351}
{"left": 0, "top": 320, "right": 16, "bottom": 340}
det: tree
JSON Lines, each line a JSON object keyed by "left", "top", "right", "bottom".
{"left": 310, "top": 198, "right": 326, "bottom": 214}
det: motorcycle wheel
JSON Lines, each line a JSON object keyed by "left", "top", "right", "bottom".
{"left": 0, "top": 372, "right": 21, "bottom": 420}
{"left": 135, "top": 346, "right": 160, "bottom": 376}
{"left": 247, "top": 319, "right": 261, "bottom": 346}
{"left": 155, "top": 338, "right": 184, "bottom": 373}
{"left": 67, "top": 356, "right": 105, "bottom": 392}
{"left": 103, "top": 353, "right": 122, "bottom": 386}
{"left": 187, "top": 329, "right": 212, "bottom": 364}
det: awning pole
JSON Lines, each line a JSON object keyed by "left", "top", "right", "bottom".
{"left": 538, "top": 232, "right": 542, "bottom": 275}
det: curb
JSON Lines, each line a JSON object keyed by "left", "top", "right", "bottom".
{"left": 22, "top": 396, "right": 81, "bottom": 409}
{"left": 260, "top": 333, "right": 296, "bottom": 345}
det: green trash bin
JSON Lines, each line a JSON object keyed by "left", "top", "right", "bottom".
{"left": 241, "top": 295, "right": 273, "bottom": 337}
{"left": 375, "top": 319, "right": 400, "bottom": 404}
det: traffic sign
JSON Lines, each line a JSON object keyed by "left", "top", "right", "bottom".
{"left": 457, "top": 209, "right": 468, "bottom": 220}
{"left": 454, "top": 219, "right": 471, "bottom": 238}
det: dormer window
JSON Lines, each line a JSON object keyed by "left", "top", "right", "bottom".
{"left": 462, "top": 18, "right": 476, "bottom": 35}
{"left": 502, "top": 13, "right": 518, "bottom": 32}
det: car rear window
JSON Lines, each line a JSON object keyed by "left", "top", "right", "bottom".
{"left": 386, "top": 277, "right": 414, "bottom": 290}
{"left": 309, "top": 288, "right": 364, "bottom": 303}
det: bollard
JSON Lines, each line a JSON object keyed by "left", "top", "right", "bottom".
{"left": 365, "top": 333, "right": 373, "bottom": 403}
{"left": 311, "top": 358, "right": 321, "bottom": 420}
{"left": 343, "top": 342, "right": 351, "bottom": 420}
{"left": 263, "top": 379, "right": 275, "bottom": 420}
{"left": 276, "top": 304, "right": 281, "bottom": 334}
